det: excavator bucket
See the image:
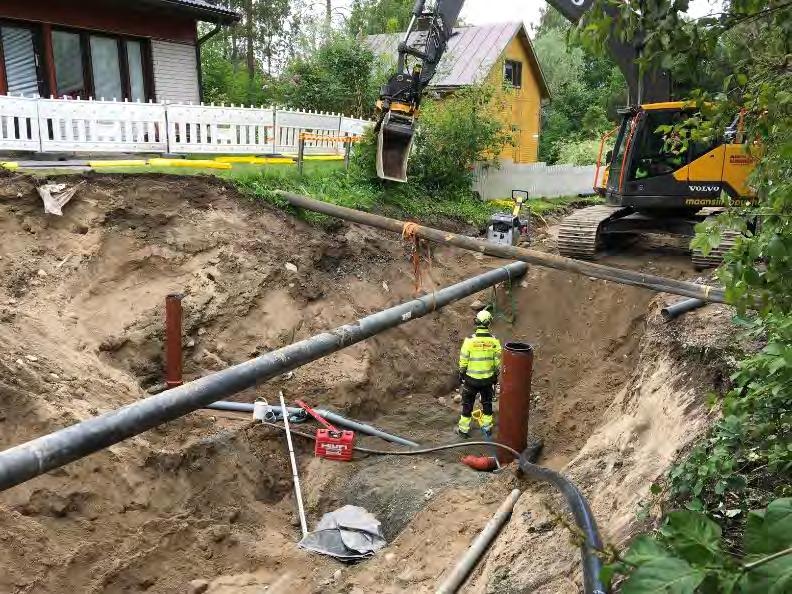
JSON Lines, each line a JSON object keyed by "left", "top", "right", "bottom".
{"left": 376, "top": 112, "right": 414, "bottom": 182}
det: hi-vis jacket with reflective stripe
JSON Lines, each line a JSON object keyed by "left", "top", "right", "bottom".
{"left": 459, "top": 328, "right": 502, "bottom": 381}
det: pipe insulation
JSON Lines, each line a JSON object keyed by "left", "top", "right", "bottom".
{"left": 435, "top": 489, "right": 522, "bottom": 594}
{"left": 205, "top": 401, "right": 420, "bottom": 447}
{"left": 0, "top": 262, "right": 527, "bottom": 492}
{"left": 276, "top": 191, "right": 727, "bottom": 303}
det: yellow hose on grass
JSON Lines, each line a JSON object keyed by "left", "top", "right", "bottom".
{"left": 148, "top": 158, "right": 232, "bottom": 170}
{"left": 214, "top": 156, "right": 295, "bottom": 165}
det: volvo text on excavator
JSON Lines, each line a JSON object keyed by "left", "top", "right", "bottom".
{"left": 374, "top": 0, "right": 757, "bottom": 266}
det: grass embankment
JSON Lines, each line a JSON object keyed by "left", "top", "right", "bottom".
{"left": 229, "top": 162, "right": 600, "bottom": 228}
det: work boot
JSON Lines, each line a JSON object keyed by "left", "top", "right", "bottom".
{"left": 481, "top": 414, "right": 494, "bottom": 435}
{"left": 457, "top": 415, "right": 472, "bottom": 438}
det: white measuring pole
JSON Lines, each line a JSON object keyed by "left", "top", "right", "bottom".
{"left": 279, "top": 390, "right": 308, "bottom": 538}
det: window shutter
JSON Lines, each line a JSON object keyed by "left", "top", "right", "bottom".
{"left": 1, "top": 26, "right": 40, "bottom": 97}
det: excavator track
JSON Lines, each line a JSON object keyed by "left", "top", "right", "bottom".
{"left": 691, "top": 216, "right": 742, "bottom": 269}
{"left": 557, "top": 205, "right": 631, "bottom": 259}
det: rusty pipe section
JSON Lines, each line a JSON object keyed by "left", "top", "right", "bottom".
{"left": 0, "top": 262, "right": 527, "bottom": 492}
{"left": 165, "top": 293, "right": 184, "bottom": 389}
{"left": 276, "top": 190, "right": 727, "bottom": 303}
{"left": 496, "top": 342, "right": 533, "bottom": 464}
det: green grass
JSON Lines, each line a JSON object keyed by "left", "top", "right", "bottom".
{"left": 232, "top": 166, "right": 602, "bottom": 229}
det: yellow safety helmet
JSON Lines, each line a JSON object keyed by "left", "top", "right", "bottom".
{"left": 475, "top": 309, "right": 492, "bottom": 327}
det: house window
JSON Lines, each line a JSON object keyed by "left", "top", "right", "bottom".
{"left": 51, "top": 29, "right": 150, "bottom": 101}
{"left": 90, "top": 36, "right": 123, "bottom": 100}
{"left": 125, "top": 40, "right": 146, "bottom": 102}
{"left": 504, "top": 59, "right": 522, "bottom": 88}
{"left": 0, "top": 25, "right": 42, "bottom": 96}
{"left": 53, "top": 30, "right": 86, "bottom": 98}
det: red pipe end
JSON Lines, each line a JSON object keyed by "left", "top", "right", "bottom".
{"left": 461, "top": 455, "right": 498, "bottom": 472}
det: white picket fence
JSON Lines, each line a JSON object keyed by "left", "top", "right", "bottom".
{"left": 473, "top": 161, "right": 598, "bottom": 199}
{"left": 0, "top": 94, "right": 372, "bottom": 155}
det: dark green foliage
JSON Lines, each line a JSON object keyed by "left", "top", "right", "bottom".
{"left": 577, "top": 0, "right": 792, "bottom": 590}
{"left": 277, "top": 34, "right": 386, "bottom": 118}
{"left": 200, "top": 37, "right": 274, "bottom": 106}
{"left": 604, "top": 500, "right": 792, "bottom": 593}
{"left": 347, "top": 0, "right": 413, "bottom": 35}
{"left": 532, "top": 7, "right": 626, "bottom": 164}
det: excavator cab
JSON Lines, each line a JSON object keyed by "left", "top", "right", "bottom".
{"left": 603, "top": 104, "right": 741, "bottom": 211}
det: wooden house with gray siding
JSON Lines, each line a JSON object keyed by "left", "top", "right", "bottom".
{"left": 0, "top": 0, "right": 239, "bottom": 103}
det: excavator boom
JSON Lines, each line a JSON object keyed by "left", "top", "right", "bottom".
{"left": 374, "top": 0, "right": 671, "bottom": 182}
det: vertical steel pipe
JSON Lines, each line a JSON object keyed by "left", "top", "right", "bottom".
{"left": 496, "top": 342, "right": 534, "bottom": 464}
{"left": 165, "top": 293, "right": 184, "bottom": 389}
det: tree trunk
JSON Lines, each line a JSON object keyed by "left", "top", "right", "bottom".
{"left": 326, "top": 0, "right": 332, "bottom": 28}
{"left": 245, "top": 0, "right": 255, "bottom": 81}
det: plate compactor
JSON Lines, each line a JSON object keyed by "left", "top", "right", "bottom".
{"left": 486, "top": 190, "right": 530, "bottom": 247}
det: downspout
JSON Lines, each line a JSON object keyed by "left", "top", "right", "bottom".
{"left": 196, "top": 23, "right": 223, "bottom": 103}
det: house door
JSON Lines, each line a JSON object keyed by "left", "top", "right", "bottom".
{"left": 0, "top": 24, "right": 43, "bottom": 97}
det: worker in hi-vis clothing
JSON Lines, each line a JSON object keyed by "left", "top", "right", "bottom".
{"left": 457, "top": 309, "right": 502, "bottom": 437}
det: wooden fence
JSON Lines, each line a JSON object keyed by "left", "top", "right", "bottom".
{"left": 0, "top": 94, "right": 372, "bottom": 155}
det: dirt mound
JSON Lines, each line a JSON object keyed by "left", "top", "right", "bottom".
{"left": 0, "top": 171, "right": 724, "bottom": 593}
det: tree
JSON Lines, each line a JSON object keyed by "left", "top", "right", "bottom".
{"left": 348, "top": 0, "right": 413, "bottom": 35}
{"left": 199, "top": 0, "right": 301, "bottom": 104}
{"left": 532, "top": 6, "right": 625, "bottom": 163}
{"left": 278, "top": 34, "right": 387, "bottom": 117}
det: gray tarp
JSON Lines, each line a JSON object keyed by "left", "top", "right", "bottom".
{"left": 298, "top": 505, "right": 386, "bottom": 561}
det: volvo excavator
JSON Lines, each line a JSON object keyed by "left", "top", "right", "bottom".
{"left": 374, "top": 0, "right": 758, "bottom": 266}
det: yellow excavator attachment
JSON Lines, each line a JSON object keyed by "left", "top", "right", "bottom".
{"left": 376, "top": 111, "right": 415, "bottom": 183}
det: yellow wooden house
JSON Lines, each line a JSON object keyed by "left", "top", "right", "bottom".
{"left": 366, "top": 22, "right": 550, "bottom": 163}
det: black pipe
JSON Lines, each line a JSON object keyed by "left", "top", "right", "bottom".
{"left": 519, "top": 454, "right": 605, "bottom": 594}
{"left": 661, "top": 298, "right": 706, "bottom": 320}
{"left": 0, "top": 262, "right": 527, "bottom": 492}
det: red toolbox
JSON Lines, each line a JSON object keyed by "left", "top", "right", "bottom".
{"left": 296, "top": 399, "right": 355, "bottom": 461}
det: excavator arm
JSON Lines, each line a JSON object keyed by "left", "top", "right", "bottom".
{"left": 375, "top": 0, "right": 672, "bottom": 182}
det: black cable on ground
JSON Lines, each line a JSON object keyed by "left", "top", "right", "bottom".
{"left": 259, "top": 420, "right": 521, "bottom": 457}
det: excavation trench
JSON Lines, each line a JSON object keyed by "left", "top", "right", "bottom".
{"left": 0, "top": 173, "right": 732, "bottom": 593}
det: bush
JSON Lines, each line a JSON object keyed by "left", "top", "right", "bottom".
{"left": 555, "top": 138, "right": 605, "bottom": 165}
{"left": 352, "top": 84, "right": 514, "bottom": 194}
{"left": 277, "top": 34, "right": 387, "bottom": 118}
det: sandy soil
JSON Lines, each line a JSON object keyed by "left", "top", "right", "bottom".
{"left": 0, "top": 172, "right": 735, "bottom": 593}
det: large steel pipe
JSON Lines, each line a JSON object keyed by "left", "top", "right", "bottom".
{"left": 276, "top": 190, "right": 727, "bottom": 303}
{"left": 496, "top": 342, "right": 534, "bottom": 464}
{"left": 0, "top": 262, "right": 527, "bottom": 492}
